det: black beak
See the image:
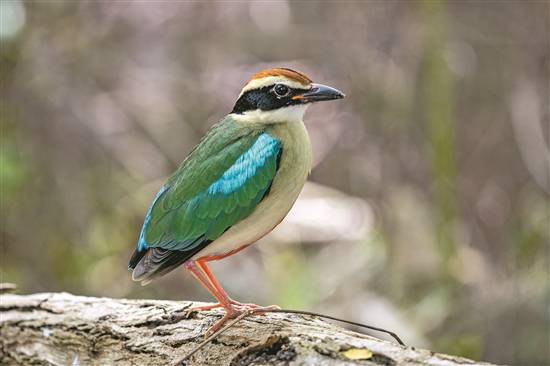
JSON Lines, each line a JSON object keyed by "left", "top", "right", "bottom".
{"left": 293, "top": 83, "right": 345, "bottom": 103}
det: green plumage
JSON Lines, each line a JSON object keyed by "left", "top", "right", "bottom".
{"left": 142, "top": 117, "right": 280, "bottom": 251}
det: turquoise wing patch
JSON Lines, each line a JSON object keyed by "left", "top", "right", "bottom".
{"left": 138, "top": 132, "right": 281, "bottom": 252}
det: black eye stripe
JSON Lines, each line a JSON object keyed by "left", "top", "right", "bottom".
{"left": 231, "top": 85, "right": 308, "bottom": 114}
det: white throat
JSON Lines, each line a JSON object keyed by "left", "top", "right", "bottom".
{"left": 230, "top": 105, "right": 308, "bottom": 124}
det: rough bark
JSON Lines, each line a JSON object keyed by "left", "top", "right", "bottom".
{"left": 0, "top": 292, "right": 499, "bottom": 366}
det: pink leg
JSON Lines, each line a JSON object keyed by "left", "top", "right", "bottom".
{"left": 185, "top": 259, "right": 280, "bottom": 336}
{"left": 184, "top": 261, "right": 233, "bottom": 312}
{"left": 196, "top": 260, "right": 235, "bottom": 304}
{"left": 196, "top": 260, "right": 280, "bottom": 309}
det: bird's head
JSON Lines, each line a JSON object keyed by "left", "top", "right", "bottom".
{"left": 231, "top": 68, "right": 345, "bottom": 124}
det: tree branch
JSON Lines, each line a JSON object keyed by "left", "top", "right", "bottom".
{"left": 0, "top": 292, "right": 498, "bottom": 365}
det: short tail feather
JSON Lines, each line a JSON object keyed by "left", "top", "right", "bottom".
{"left": 128, "top": 239, "right": 212, "bottom": 285}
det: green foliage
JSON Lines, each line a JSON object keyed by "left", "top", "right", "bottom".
{"left": 0, "top": 106, "right": 26, "bottom": 202}
{"left": 437, "top": 333, "right": 482, "bottom": 361}
{"left": 265, "top": 247, "right": 317, "bottom": 309}
{"left": 419, "top": 0, "right": 458, "bottom": 268}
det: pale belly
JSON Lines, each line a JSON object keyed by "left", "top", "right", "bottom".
{"left": 191, "top": 121, "right": 312, "bottom": 260}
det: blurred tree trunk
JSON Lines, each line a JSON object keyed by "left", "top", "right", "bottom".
{"left": 0, "top": 292, "right": 499, "bottom": 366}
{"left": 418, "top": 0, "right": 458, "bottom": 271}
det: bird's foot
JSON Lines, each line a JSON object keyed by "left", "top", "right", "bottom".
{"left": 203, "top": 304, "right": 280, "bottom": 338}
{"left": 186, "top": 299, "right": 280, "bottom": 337}
{"left": 187, "top": 300, "right": 280, "bottom": 313}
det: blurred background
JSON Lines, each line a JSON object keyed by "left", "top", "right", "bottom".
{"left": 1, "top": 1, "right": 549, "bottom": 364}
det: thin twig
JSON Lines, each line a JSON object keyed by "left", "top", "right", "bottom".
{"left": 268, "top": 309, "right": 405, "bottom": 346}
{"left": 172, "top": 310, "right": 251, "bottom": 366}
{"left": 173, "top": 308, "right": 405, "bottom": 364}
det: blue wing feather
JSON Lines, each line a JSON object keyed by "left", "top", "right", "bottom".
{"left": 129, "top": 132, "right": 281, "bottom": 280}
{"left": 137, "top": 185, "right": 168, "bottom": 252}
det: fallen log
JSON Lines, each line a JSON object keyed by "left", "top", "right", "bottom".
{"left": 0, "top": 292, "right": 498, "bottom": 365}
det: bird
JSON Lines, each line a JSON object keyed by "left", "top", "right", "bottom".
{"left": 129, "top": 67, "right": 344, "bottom": 335}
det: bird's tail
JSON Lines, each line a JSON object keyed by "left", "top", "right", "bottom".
{"left": 128, "top": 247, "right": 196, "bottom": 286}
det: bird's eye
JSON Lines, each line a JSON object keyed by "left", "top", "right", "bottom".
{"left": 273, "top": 84, "right": 290, "bottom": 98}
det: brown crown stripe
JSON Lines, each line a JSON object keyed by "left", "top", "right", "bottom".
{"left": 250, "top": 68, "right": 312, "bottom": 86}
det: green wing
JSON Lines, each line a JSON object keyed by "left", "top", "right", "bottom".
{"left": 129, "top": 117, "right": 281, "bottom": 281}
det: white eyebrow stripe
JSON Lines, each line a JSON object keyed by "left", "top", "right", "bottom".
{"left": 239, "top": 76, "right": 310, "bottom": 97}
